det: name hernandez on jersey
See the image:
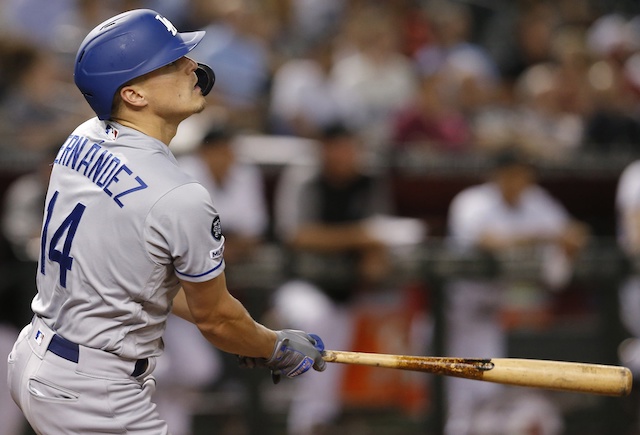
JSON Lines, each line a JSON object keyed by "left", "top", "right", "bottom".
{"left": 54, "top": 134, "right": 148, "bottom": 208}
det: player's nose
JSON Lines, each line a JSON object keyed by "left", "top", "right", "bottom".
{"left": 183, "top": 57, "right": 198, "bottom": 73}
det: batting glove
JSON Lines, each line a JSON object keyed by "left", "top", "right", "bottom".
{"left": 239, "top": 330, "right": 326, "bottom": 384}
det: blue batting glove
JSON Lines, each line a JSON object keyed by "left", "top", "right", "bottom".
{"left": 238, "top": 330, "right": 326, "bottom": 384}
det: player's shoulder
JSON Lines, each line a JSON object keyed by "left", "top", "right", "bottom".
{"left": 450, "top": 183, "right": 504, "bottom": 217}
{"left": 152, "top": 181, "right": 212, "bottom": 217}
{"left": 70, "top": 117, "right": 102, "bottom": 136}
{"left": 617, "top": 159, "right": 640, "bottom": 208}
{"left": 448, "top": 183, "right": 489, "bottom": 213}
{"left": 453, "top": 182, "right": 495, "bottom": 202}
{"left": 620, "top": 160, "right": 640, "bottom": 183}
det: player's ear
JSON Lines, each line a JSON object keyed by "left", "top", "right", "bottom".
{"left": 119, "top": 84, "right": 148, "bottom": 109}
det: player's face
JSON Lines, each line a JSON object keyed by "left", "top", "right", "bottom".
{"left": 138, "top": 56, "right": 206, "bottom": 121}
{"left": 322, "top": 135, "right": 361, "bottom": 182}
{"left": 495, "top": 165, "right": 535, "bottom": 206}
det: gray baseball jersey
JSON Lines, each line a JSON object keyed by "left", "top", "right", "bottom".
{"left": 32, "top": 117, "right": 226, "bottom": 360}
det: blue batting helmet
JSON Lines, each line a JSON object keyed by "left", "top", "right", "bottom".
{"left": 74, "top": 9, "right": 215, "bottom": 120}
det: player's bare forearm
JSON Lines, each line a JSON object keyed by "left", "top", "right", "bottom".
{"left": 179, "top": 273, "right": 276, "bottom": 358}
{"left": 171, "top": 288, "right": 195, "bottom": 323}
{"left": 199, "top": 295, "right": 276, "bottom": 358}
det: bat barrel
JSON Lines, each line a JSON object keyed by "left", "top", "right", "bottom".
{"left": 322, "top": 350, "right": 633, "bottom": 397}
{"left": 483, "top": 358, "right": 633, "bottom": 397}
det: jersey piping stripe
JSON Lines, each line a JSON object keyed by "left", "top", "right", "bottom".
{"left": 175, "top": 261, "right": 223, "bottom": 278}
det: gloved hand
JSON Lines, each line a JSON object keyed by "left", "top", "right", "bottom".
{"left": 238, "top": 330, "right": 326, "bottom": 384}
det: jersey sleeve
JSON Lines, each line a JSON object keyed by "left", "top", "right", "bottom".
{"left": 528, "top": 187, "right": 571, "bottom": 236}
{"left": 617, "top": 162, "right": 640, "bottom": 213}
{"left": 447, "top": 186, "right": 493, "bottom": 247}
{"left": 145, "top": 182, "right": 226, "bottom": 282}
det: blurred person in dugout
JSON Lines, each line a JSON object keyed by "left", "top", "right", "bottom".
{"left": 0, "top": 145, "right": 60, "bottom": 435}
{"left": 152, "top": 123, "right": 270, "bottom": 435}
{"left": 616, "top": 157, "right": 640, "bottom": 428}
{"left": 270, "top": 122, "right": 398, "bottom": 435}
{"left": 444, "top": 149, "right": 589, "bottom": 435}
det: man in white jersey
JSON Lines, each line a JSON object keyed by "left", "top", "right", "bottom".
{"left": 444, "top": 149, "right": 588, "bottom": 435}
{"left": 6, "top": 9, "right": 325, "bottom": 434}
{"left": 615, "top": 159, "right": 640, "bottom": 431}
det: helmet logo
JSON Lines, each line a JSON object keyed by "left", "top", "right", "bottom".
{"left": 155, "top": 14, "right": 177, "bottom": 36}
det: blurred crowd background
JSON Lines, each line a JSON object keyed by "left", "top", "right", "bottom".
{"left": 2, "top": 0, "right": 640, "bottom": 434}
{"left": 2, "top": 0, "right": 640, "bottom": 162}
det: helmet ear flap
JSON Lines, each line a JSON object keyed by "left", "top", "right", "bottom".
{"left": 195, "top": 63, "right": 215, "bottom": 96}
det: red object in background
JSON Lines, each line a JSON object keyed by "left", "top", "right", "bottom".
{"left": 401, "top": 7, "right": 434, "bottom": 57}
{"left": 340, "top": 284, "right": 431, "bottom": 416}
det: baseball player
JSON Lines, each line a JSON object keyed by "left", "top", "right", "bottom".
{"left": 271, "top": 123, "right": 394, "bottom": 434}
{"left": 444, "top": 150, "right": 587, "bottom": 434}
{"left": 6, "top": 9, "right": 325, "bottom": 434}
{"left": 616, "top": 159, "right": 640, "bottom": 431}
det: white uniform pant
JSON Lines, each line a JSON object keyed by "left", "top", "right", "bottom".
{"left": 444, "top": 280, "right": 505, "bottom": 435}
{"left": 7, "top": 316, "right": 165, "bottom": 434}
{"left": 1, "top": 324, "right": 24, "bottom": 435}
{"left": 443, "top": 280, "right": 564, "bottom": 435}
{"left": 273, "top": 280, "right": 355, "bottom": 435}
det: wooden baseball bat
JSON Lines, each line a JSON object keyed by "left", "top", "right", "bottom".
{"left": 322, "top": 350, "right": 633, "bottom": 397}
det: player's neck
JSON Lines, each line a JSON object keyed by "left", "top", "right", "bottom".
{"left": 112, "top": 115, "right": 179, "bottom": 146}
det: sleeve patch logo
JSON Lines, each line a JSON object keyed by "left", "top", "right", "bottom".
{"left": 209, "top": 241, "right": 225, "bottom": 260}
{"left": 211, "top": 215, "right": 222, "bottom": 241}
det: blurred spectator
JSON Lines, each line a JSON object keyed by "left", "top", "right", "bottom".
{"left": 391, "top": 69, "right": 472, "bottom": 153}
{"left": 0, "top": 0, "right": 171, "bottom": 67}
{"left": 550, "top": 25, "right": 593, "bottom": 117}
{"left": 474, "top": 3, "right": 593, "bottom": 156}
{"left": 415, "top": 0, "right": 500, "bottom": 116}
{"left": 0, "top": 38, "right": 89, "bottom": 155}
{"left": 270, "top": 123, "right": 394, "bottom": 434}
{"left": 510, "top": 62, "right": 585, "bottom": 160}
{"left": 490, "top": 1, "right": 559, "bottom": 87}
{"left": 585, "top": 13, "right": 639, "bottom": 67}
{"left": 330, "top": 5, "right": 419, "bottom": 160}
{"left": 474, "top": 59, "right": 586, "bottom": 160}
{"left": 580, "top": 13, "right": 640, "bottom": 153}
{"left": 152, "top": 124, "right": 271, "bottom": 435}
{"left": 1, "top": 145, "right": 57, "bottom": 262}
{"left": 0, "top": 144, "right": 59, "bottom": 435}
{"left": 269, "top": 38, "right": 350, "bottom": 138}
{"left": 444, "top": 149, "right": 589, "bottom": 435}
{"left": 273, "top": 0, "right": 346, "bottom": 52}
{"left": 584, "top": 57, "right": 640, "bottom": 153}
{"left": 0, "top": 0, "right": 95, "bottom": 56}
{"left": 189, "top": 0, "right": 272, "bottom": 131}
{"left": 470, "top": 81, "right": 520, "bottom": 153}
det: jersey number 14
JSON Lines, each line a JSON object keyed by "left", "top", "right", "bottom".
{"left": 40, "top": 191, "right": 86, "bottom": 288}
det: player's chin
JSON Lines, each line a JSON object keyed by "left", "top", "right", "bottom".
{"left": 193, "top": 97, "right": 207, "bottom": 114}
{"left": 188, "top": 91, "right": 207, "bottom": 113}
